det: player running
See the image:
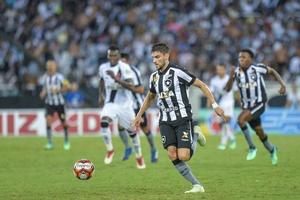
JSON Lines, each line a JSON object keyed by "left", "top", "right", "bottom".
{"left": 209, "top": 64, "right": 236, "bottom": 150}
{"left": 225, "top": 49, "right": 286, "bottom": 165}
{"left": 116, "top": 52, "right": 158, "bottom": 163}
{"left": 98, "top": 45, "right": 145, "bottom": 169}
{"left": 133, "top": 43, "right": 226, "bottom": 193}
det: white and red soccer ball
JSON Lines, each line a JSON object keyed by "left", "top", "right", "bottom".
{"left": 73, "top": 159, "right": 95, "bottom": 180}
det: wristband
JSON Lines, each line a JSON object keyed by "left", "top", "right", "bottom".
{"left": 212, "top": 102, "right": 219, "bottom": 109}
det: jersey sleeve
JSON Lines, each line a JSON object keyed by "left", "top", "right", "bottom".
{"left": 149, "top": 73, "right": 157, "bottom": 94}
{"left": 176, "top": 68, "right": 196, "bottom": 86}
{"left": 256, "top": 63, "right": 268, "bottom": 75}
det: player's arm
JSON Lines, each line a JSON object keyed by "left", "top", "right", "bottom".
{"left": 133, "top": 91, "right": 156, "bottom": 127}
{"left": 98, "top": 78, "right": 105, "bottom": 107}
{"left": 224, "top": 66, "right": 235, "bottom": 92}
{"left": 39, "top": 88, "right": 46, "bottom": 99}
{"left": 266, "top": 66, "right": 286, "bottom": 95}
{"left": 192, "top": 79, "right": 226, "bottom": 121}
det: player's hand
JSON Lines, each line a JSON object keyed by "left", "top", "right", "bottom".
{"left": 279, "top": 84, "right": 286, "bottom": 95}
{"left": 106, "top": 71, "right": 116, "bottom": 80}
{"left": 214, "top": 107, "right": 227, "bottom": 122}
{"left": 132, "top": 115, "right": 142, "bottom": 130}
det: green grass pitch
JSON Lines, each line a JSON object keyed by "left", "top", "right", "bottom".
{"left": 0, "top": 135, "right": 299, "bottom": 200}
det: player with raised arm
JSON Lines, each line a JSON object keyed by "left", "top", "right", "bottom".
{"left": 133, "top": 43, "right": 226, "bottom": 193}
{"left": 225, "top": 49, "right": 286, "bottom": 165}
{"left": 39, "top": 60, "right": 70, "bottom": 150}
{"left": 98, "top": 45, "right": 145, "bottom": 169}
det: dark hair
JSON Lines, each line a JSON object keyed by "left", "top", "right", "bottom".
{"left": 240, "top": 48, "right": 254, "bottom": 58}
{"left": 151, "top": 43, "right": 169, "bottom": 53}
{"left": 108, "top": 45, "right": 120, "bottom": 52}
{"left": 120, "top": 52, "right": 130, "bottom": 60}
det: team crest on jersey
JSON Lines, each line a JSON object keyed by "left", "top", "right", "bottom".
{"left": 250, "top": 73, "right": 257, "bottom": 81}
{"left": 164, "top": 79, "right": 172, "bottom": 88}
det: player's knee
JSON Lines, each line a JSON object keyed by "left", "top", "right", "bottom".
{"left": 178, "top": 151, "right": 190, "bottom": 161}
{"left": 167, "top": 149, "right": 178, "bottom": 161}
{"left": 101, "top": 120, "right": 110, "bottom": 128}
{"left": 237, "top": 119, "right": 245, "bottom": 128}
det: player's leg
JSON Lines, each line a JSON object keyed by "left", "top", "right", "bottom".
{"left": 58, "top": 105, "right": 70, "bottom": 150}
{"left": 237, "top": 110, "right": 257, "bottom": 160}
{"left": 224, "top": 116, "right": 236, "bottom": 150}
{"left": 249, "top": 118, "right": 278, "bottom": 165}
{"left": 174, "top": 121, "right": 205, "bottom": 193}
{"left": 118, "top": 126, "right": 132, "bottom": 161}
{"left": 140, "top": 112, "right": 158, "bottom": 163}
{"left": 193, "top": 123, "right": 206, "bottom": 147}
{"left": 45, "top": 105, "right": 54, "bottom": 149}
{"left": 119, "top": 106, "right": 145, "bottom": 169}
{"left": 100, "top": 103, "right": 116, "bottom": 164}
{"left": 218, "top": 122, "right": 227, "bottom": 150}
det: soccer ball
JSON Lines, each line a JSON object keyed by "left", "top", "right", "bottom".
{"left": 73, "top": 159, "right": 95, "bottom": 180}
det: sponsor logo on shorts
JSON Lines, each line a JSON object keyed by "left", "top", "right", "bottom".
{"left": 181, "top": 131, "right": 189, "bottom": 142}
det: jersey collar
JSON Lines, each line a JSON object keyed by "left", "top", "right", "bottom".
{"left": 158, "top": 63, "right": 171, "bottom": 75}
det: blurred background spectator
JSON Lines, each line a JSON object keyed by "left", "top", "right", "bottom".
{"left": 65, "top": 82, "right": 86, "bottom": 108}
{"left": 0, "top": 0, "right": 299, "bottom": 107}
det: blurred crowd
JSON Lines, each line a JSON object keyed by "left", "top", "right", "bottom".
{"left": 0, "top": 0, "right": 300, "bottom": 102}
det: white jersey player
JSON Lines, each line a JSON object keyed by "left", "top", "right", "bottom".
{"left": 98, "top": 46, "right": 145, "bottom": 169}
{"left": 210, "top": 64, "right": 236, "bottom": 150}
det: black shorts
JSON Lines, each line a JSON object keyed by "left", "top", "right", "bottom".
{"left": 248, "top": 102, "right": 265, "bottom": 129}
{"left": 134, "top": 108, "right": 148, "bottom": 128}
{"left": 46, "top": 104, "right": 66, "bottom": 121}
{"left": 159, "top": 120, "right": 194, "bottom": 150}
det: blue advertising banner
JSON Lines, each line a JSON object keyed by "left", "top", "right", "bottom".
{"left": 198, "top": 108, "right": 300, "bottom": 135}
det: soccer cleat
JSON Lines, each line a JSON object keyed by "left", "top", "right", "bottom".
{"left": 151, "top": 149, "right": 158, "bottom": 163}
{"left": 63, "top": 142, "right": 71, "bottom": 150}
{"left": 217, "top": 144, "right": 226, "bottom": 150}
{"left": 271, "top": 146, "right": 278, "bottom": 165}
{"left": 104, "top": 150, "right": 115, "bottom": 164}
{"left": 228, "top": 139, "right": 236, "bottom": 150}
{"left": 122, "top": 147, "right": 132, "bottom": 161}
{"left": 184, "top": 184, "right": 205, "bottom": 193}
{"left": 246, "top": 148, "right": 257, "bottom": 160}
{"left": 194, "top": 126, "right": 206, "bottom": 146}
{"left": 44, "top": 143, "right": 53, "bottom": 150}
{"left": 136, "top": 157, "right": 146, "bottom": 169}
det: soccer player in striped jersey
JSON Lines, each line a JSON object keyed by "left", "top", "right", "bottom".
{"left": 98, "top": 45, "right": 145, "bottom": 169}
{"left": 119, "top": 53, "right": 158, "bottom": 163}
{"left": 39, "top": 60, "right": 70, "bottom": 150}
{"left": 225, "top": 49, "right": 286, "bottom": 165}
{"left": 210, "top": 64, "right": 236, "bottom": 150}
{"left": 133, "top": 43, "right": 226, "bottom": 193}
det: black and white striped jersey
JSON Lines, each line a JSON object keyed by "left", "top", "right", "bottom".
{"left": 130, "top": 66, "right": 145, "bottom": 110}
{"left": 149, "top": 63, "right": 196, "bottom": 125}
{"left": 234, "top": 63, "right": 268, "bottom": 109}
{"left": 41, "top": 73, "right": 66, "bottom": 106}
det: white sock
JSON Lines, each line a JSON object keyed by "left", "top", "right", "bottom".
{"left": 225, "top": 123, "right": 235, "bottom": 141}
{"left": 220, "top": 124, "right": 229, "bottom": 145}
{"left": 130, "top": 133, "right": 142, "bottom": 158}
{"left": 101, "top": 127, "right": 113, "bottom": 151}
